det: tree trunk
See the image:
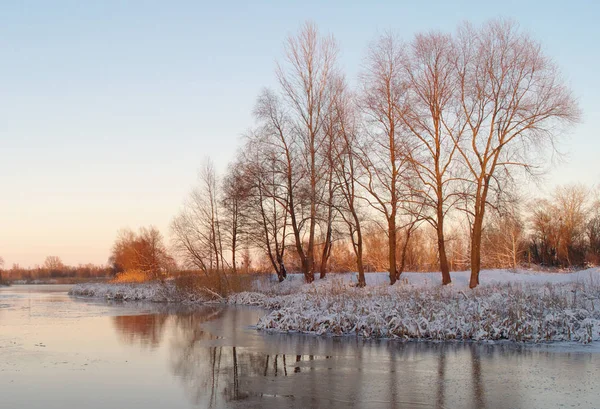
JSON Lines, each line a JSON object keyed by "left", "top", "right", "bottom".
{"left": 276, "top": 255, "right": 287, "bottom": 283}
{"left": 388, "top": 217, "right": 398, "bottom": 285}
{"left": 397, "top": 227, "right": 413, "bottom": 281}
{"left": 356, "top": 250, "right": 366, "bottom": 287}
{"left": 438, "top": 227, "right": 451, "bottom": 285}
{"left": 437, "top": 204, "right": 452, "bottom": 285}
{"left": 319, "top": 246, "right": 330, "bottom": 279}
{"left": 279, "top": 260, "right": 287, "bottom": 282}
{"left": 231, "top": 233, "right": 237, "bottom": 275}
{"left": 303, "top": 258, "right": 313, "bottom": 283}
{"left": 319, "top": 222, "right": 332, "bottom": 279}
{"left": 470, "top": 214, "right": 484, "bottom": 288}
{"left": 356, "top": 224, "right": 366, "bottom": 288}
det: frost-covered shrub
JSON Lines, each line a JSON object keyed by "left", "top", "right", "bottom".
{"left": 234, "top": 276, "right": 600, "bottom": 344}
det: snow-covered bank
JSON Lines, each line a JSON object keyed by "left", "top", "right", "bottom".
{"left": 229, "top": 268, "right": 600, "bottom": 344}
{"left": 69, "top": 269, "right": 600, "bottom": 344}
{"left": 253, "top": 268, "right": 600, "bottom": 290}
{"left": 69, "top": 281, "right": 212, "bottom": 303}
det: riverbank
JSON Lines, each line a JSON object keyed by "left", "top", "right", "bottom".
{"left": 70, "top": 268, "right": 600, "bottom": 344}
{"left": 69, "top": 280, "right": 216, "bottom": 303}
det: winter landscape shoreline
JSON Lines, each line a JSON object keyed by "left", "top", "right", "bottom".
{"left": 69, "top": 268, "right": 600, "bottom": 344}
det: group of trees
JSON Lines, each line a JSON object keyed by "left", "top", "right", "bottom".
{"left": 171, "top": 19, "right": 579, "bottom": 288}
{"left": 1, "top": 255, "right": 113, "bottom": 282}
{"left": 527, "top": 185, "right": 600, "bottom": 268}
{"left": 5, "top": 20, "right": 580, "bottom": 289}
{"left": 1, "top": 227, "right": 177, "bottom": 282}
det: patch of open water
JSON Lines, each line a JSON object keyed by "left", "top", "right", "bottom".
{"left": 1, "top": 285, "right": 599, "bottom": 408}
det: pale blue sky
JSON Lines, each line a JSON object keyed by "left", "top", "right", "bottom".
{"left": 0, "top": 0, "right": 598, "bottom": 267}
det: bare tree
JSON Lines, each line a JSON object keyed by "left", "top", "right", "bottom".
{"left": 587, "top": 195, "right": 600, "bottom": 265}
{"left": 528, "top": 198, "right": 556, "bottom": 266}
{"left": 359, "top": 33, "right": 413, "bottom": 284}
{"left": 553, "top": 185, "right": 590, "bottom": 266}
{"left": 221, "top": 159, "right": 250, "bottom": 274}
{"left": 255, "top": 22, "right": 340, "bottom": 283}
{"left": 171, "top": 159, "right": 227, "bottom": 278}
{"left": 329, "top": 81, "right": 367, "bottom": 286}
{"left": 400, "top": 31, "right": 463, "bottom": 285}
{"left": 482, "top": 202, "right": 526, "bottom": 269}
{"left": 44, "top": 256, "right": 65, "bottom": 272}
{"left": 241, "top": 132, "right": 290, "bottom": 282}
{"left": 454, "top": 20, "right": 580, "bottom": 287}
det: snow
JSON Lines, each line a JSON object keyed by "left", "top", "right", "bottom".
{"left": 68, "top": 281, "right": 212, "bottom": 303}
{"left": 70, "top": 268, "right": 600, "bottom": 344}
{"left": 229, "top": 268, "right": 600, "bottom": 344}
{"left": 254, "top": 268, "right": 600, "bottom": 289}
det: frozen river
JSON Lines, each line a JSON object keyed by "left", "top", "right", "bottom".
{"left": 1, "top": 285, "right": 599, "bottom": 408}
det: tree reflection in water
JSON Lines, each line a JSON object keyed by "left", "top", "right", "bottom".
{"left": 112, "top": 313, "right": 169, "bottom": 348}
{"left": 111, "top": 307, "right": 595, "bottom": 409}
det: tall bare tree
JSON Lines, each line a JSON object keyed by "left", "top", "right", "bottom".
{"left": 241, "top": 131, "right": 290, "bottom": 282}
{"left": 400, "top": 32, "right": 463, "bottom": 285}
{"left": 454, "top": 20, "right": 580, "bottom": 287}
{"left": 260, "top": 22, "right": 340, "bottom": 283}
{"left": 359, "top": 33, "right": 413, "bottom": 285}
{"left": 329, "top": 81, "right": 367, "bottom": 286}
{"left": 171, "top": 159, "right": 227, "bottom": 277}
{"left": 221, "top": 159, "right": 250, "bottom": 274}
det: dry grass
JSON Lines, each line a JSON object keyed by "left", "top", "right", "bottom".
{"left": 111, "top": 270, "right": 151, "bottom": 284}
{"left": 172, "top": 271, "right": 260, "bottom": 298}
{"left": 108, "top": 269, "right": 264, "bottom": 298}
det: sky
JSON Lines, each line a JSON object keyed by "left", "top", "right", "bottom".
{"left": 0, "top": 0, "right": 598, "bottom": 268}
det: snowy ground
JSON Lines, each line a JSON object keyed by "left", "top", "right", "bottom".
{"left": 70, "top": 269, "right": 600, "bottom": 344}
{"left": 69, "top": 281, "right": 213, "bottom": 303}
{"left": 229, "top": 268, "right": 600, "bottom": 344}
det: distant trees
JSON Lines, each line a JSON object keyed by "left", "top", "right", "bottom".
{"left": 3, "top": 261, "right": 111, "bottom": 282}
{"left": 528, "top": 185, "right": 595, "bottom": 268}
{"left": 44, "top": 256, "right": 65, "bottom": 273}
{"left": 481, "top": 202, "right": 527, "bottom": 270}
{"left": 588, "top": 197, "right": 600, "bottom": 265}
{"left": 0, "top": 256, "right": 4, "bottom": 282}
{"left": 110, "top": 226, "right": 175, "bottom": 279}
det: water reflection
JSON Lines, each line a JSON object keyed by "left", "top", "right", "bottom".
{"left": 112, "top": 314, "right": 169, "bottom": 347}
{"left": 111, "top": 307, "right": 599, "bottom": 409}
{"left": 3, "top": 286, "right": 599, "bottom": 409}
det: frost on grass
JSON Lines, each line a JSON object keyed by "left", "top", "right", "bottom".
{"left": 229, "top": 269, "right": 600, "bottom": 344}
{"left": 69, "top": 281, "right": 213, "bottom": 303}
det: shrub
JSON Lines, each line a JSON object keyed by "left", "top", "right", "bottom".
{"left": 111, "top": 269, "right": 151, "bottom": 283}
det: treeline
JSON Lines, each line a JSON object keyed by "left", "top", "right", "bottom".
{"left": 1, "top": 255, "right": 112, "bottom": 282}
{"left": 527, "top": 185, "right": 600, "bottom": 268}
{"left": 169, "top": 19, "right": 582, "bottom": 288}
